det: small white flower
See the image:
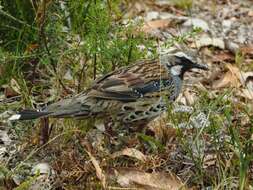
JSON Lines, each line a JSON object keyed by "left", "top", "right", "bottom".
{"left": 191, "top": 112, "right": 210, "bottom": 129}
{"left": 173, "top": 105, "right": 194, "bottom": 113}
{"left": 177, "top": 122, "right": 189, "bottom": 128}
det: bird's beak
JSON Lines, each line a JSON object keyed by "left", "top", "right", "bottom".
{"left": 192, "top": 62, "right": 209, "bottom": 70}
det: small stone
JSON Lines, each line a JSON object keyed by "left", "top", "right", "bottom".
{"left": 159, "top": 12, "right": 173, "bottom": 20}
{"left": 183, "top": 18, "right": 209, "bottom": 32}
{"left": 32, "top": 163, "right": 51, "bottom": 175}
{"left": 63, "top": 69, "right": 73, "bottom": 80}
{"left": 196, "top": 35, "right": 225, "bottom": 49}
{"left": 224, "top": 40, "right": 239, "bottom": 54}
{"left": 222, "top": 20, "right": 232, "bottom": 33}
{"left": 95, "top": 122, "right": 105, "bottom": 132}
{"left": 145, "top": 11, "right": 159, "bottom": 21}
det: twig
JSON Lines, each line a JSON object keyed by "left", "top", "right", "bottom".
{"left": 93, "top": 53, "right": 97, "bottom": 80}
{"left": 0, "top": 9, "right": 35, "bottom": 28}
{"left": 11, "top": 129, "right": 82, "bottom": 174}
{"left": 127, "top": 34, "right": 134, "bottom": 64}
{"left": 77, "top": 57, "right": 87, "bottom": 93}
{"left": 0, "top": 96, "right": 21, "bottom": 104}
{"left": 38, "top": 0, "right": 70, "bottom": 94}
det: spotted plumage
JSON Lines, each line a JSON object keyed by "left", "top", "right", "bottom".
{"left": 9, "top": 49, "right": 208, "bottom": 124}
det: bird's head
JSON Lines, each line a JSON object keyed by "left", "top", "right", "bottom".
{"left": 161, "top": 49, "right": 208, "bottom": 78}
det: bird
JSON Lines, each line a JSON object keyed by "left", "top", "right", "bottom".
{"left": 9, "top": 48, "right": 208, "bottom": 124}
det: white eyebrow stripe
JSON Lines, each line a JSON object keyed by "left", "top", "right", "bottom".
{"left": 174, "top": 52, "right": 192, "bottom": 60}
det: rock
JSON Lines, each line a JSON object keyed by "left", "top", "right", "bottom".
{"left": 159, "top": 12, "right": 173, "bottom": 20}
{"left": 63, "top": 69, "right": 73, "bottom": 81}
{"left": 222, "top": 20, "right": 233, "bottom": 33}
{"left": 195, "top": 35, "right": 225, "bottom": 49}
{"left": 224, "top": 40, "right": 240, "bottom": 54}
{"left": 0, "top": 130, "right": 11, "bottom": 146}
{"left": 183, "top": 18, "right": 209, "bottom": 32}
{"left": 145, "top": 11, "right": 159, "bottom": 21}
{"left": 32, "top": 163, "right": 52, "bottom": 175}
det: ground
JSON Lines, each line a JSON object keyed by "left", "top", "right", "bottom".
{"left": 0, "top": 0, "right": 253, "bottom": 189}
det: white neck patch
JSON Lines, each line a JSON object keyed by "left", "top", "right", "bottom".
{"left": 170, "top": 65, "right": 183, "bottom": 76}
{"left": 174, "top": 52, "right": 192, "bottom": 60}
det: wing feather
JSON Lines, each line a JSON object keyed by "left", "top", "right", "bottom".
{"left": 87, "top": 59, "right": 171, "bottom": 101}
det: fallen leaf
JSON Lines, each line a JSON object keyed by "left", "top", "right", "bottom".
{"left": 212, "top": 71, "right": 235, "bottom": 88}
{"left": 3, "top": 79, "right": 21, "bottom": 98}
{"left": 142, "top": 19, "right": 171, "bottom": 34}
{"left": 226, "top": 64, "right": 244, "bottom": 83}
{"left": 111, "top": 148, "right": 146, "bottom": 162}
{"left": 86, "top": 151, "right": 106, "bottom": 188}
{"left": 4, "top": 87, "right": 19, "bottom": 98}
{"left": 212, "top": 64, "right": 241, "bottom": 89}
{"left": 183, "top": 88, "right": 196, "bottom": 105}
{"left": 213, "top": 52, "right": 234, "bottom": 62}
{"left": 148, "top": 115, "right": 178, "bottom": 144}
{"left": 248, "top": 10, "right": 253, "bottom": 17}
{"left": 25, "top": 43, "right": 39, "bottom": 53}
{"left": 240, "top": 45, "right": 253, "bottom": 56}
{"left": 239, "top": 89, "right": 253, "bottom": 100}
{"left": 10, "top": 79, "right": 21, "bottom": 95}
{"left": 109, "top": 168, "right": 187, "bottom": 190}
{"left": 238, "top": 74, "right": 253, "bottom": 100}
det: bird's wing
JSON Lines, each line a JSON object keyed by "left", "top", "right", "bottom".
{"left": 87, "top": 59, "right": 171, "bottom": 101}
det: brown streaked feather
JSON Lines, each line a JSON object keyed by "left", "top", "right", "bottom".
{"left": 86, "top": 59, "right": 171, "bottom": 101}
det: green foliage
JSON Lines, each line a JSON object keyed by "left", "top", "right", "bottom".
{"left": 66, "top": 0, "right": 154, "bottom": 73}
{"left": 0, "top": 0, "right": 155, "bottom": 87}
{"left": 13, "top": 175, "right": 38, "bottom": 190}
{"left": 163, "top": 27, "right": 202, "bottom": 49}
{"left": 235, "top": 51, "right": 244, "bottom": 68}
{"left": 171, "top": 0, "right": 193, "bottom": 10}
{"left": 227, "top": 112, "right": 253, "bottom": 190}
{"left": 0, "top": 0, "right": 37, "bottom": 51}
{"left": 166, "top": 89, "right": 253, "bottom": 189}
{"left": 138, "top": 133, "right": 165, "bottom": 152}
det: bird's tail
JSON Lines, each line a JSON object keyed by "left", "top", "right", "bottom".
{"left": 8, "top": 110, "right": 50, "bottom": 121}
{"left": 8, "top": 96, "right": 91, "bottom": 121}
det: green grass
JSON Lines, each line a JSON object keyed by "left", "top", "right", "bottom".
{"left": 1, "top": 0, "right": 253, "bottom": 189}
{"left": 171, "top": 0, "right": 193, "bottom": 10}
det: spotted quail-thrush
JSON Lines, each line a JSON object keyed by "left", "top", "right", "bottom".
{"left": 9, "top": 48, "right": 208, "bottom": 123}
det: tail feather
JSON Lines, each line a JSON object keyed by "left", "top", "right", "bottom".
{"left": 9, "top": 110, "right": 50, "bottom": 121}
{"left": 8, "top": 96, "right": 91, "bottom": 121}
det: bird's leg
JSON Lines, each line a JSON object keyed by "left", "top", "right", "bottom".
{"left": 39, "top": 118, "right": 52, "bottom": 145}
{"left": 127, "top": 121, "right": 155, "bottom": 139}
{"left": 104, "top": 117, "right": 116, "bottom": 136}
